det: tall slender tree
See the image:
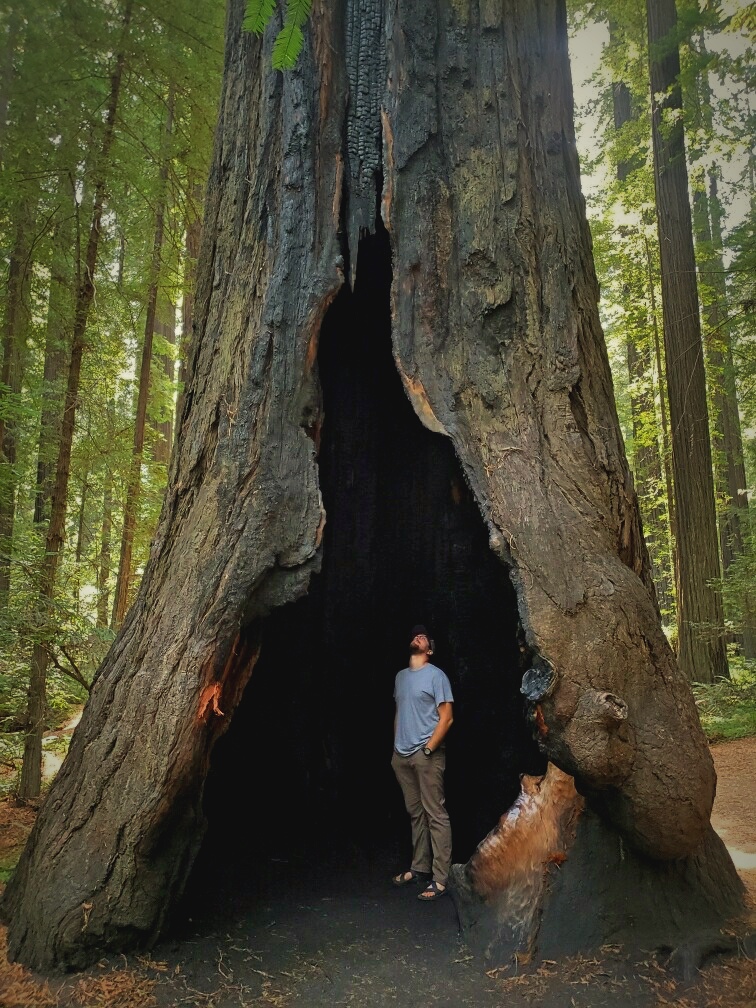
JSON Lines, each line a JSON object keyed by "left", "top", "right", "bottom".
{"left": 646, "top": 0, "right": 728, "bottom": 682}
{"left": 111, "top": 94, "right": 174, "bottom": 629}
{"left": 33, "top": 171, "right": 76, "bottom": 528}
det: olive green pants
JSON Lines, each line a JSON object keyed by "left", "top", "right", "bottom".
{"left": 391, "top": 747, "right": 452, "bottom": 887}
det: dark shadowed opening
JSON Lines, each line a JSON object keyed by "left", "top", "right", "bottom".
{"left": 178, "top": 223, "right": 545, "bottom": 926}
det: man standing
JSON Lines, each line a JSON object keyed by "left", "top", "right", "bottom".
{"left": 391, "top": 625, "right": 454, "bottom": 901}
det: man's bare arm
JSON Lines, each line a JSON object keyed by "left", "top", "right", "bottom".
{"left": 425, "top": 702, "right": 453, "bottom": 752}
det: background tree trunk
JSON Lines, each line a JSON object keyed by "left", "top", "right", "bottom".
{"left": 0, "top": 193, "right": 36, "bottom": 607}
{"left": 97, "top": 466, "right": 114, "bottom": 628}
{"left": 645, "top": 231, "right": 679, "bottom": 602}
{"left": 692, "top": 169, "right": 755, "bottom": 657}
{"left": 2, "top": 0, "right": 743, "bottom": 971}
{"left": 111, "top": 96, "right": 173, "bottom": 628}
{"left": 152, "top": 294, "right": 176, "bottom": 466}
{"left": 610, "top": 69, "right": 672, "bottom": 614}
{"left": 34, "top": 172, "right": 76, "bottom": 528}
{"left": 646, "top": 0, "right": 728, "bottom": 683}
{"left": 174, "top": 178, "right": 202, "bottom": 426}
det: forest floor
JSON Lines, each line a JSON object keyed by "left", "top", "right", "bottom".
{"left": 0, "top": 739, "right": 754, "bottom": 1008}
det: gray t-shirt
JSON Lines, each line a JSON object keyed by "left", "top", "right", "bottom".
{"left": 393, "top": 662, "right": 454, "bottom": 756}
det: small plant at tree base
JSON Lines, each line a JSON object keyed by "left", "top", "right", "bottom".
{"left": 692, "top": 657, "right": 756, "bottom": 742}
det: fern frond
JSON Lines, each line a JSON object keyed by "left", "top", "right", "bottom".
{"left": 272, "top": 21, "right": 304, "bottom": 70}
{"left": 286, "top": 0, "right": 312, "bottom": 28}
{"left": 242, "top": 0, "right": 276, "bottom": 35}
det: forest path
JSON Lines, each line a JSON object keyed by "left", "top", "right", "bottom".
{"left": 710, "top": 737, "right": 756, "bottom": 904}
{"left": 1, "top": 739, "right": 754, "bottom": 1007}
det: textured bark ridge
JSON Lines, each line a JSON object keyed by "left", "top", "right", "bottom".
{"left": 345, "top": 0, "right": 387, "bottom": 276}
{"left": 2, "top": 0, "right": 744, "bottom": 972}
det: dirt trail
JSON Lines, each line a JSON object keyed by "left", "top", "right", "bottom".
{"left": 710, "top": 737, "right": 756, "bottom": 904}
{"left": 1, "top": 739, "right": 754, "bottom": 1007}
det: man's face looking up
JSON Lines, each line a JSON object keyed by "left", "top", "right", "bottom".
{"left": 410, "top": 633, "right": 431, "bottom": 655}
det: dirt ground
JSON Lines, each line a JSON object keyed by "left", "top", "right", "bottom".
{"left": 0, "top": 739, "right": 754, "bottom": 1008}
{"left": 710, "top": 738, "right": 756, "bottom": 905}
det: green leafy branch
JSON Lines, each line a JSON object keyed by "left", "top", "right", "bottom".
{"left": 243, "top": 0, "right": 312, "bottom": 70}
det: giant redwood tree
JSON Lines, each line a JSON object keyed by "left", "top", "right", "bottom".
{"left": 2, "top": 0, "right": 744, "bottom": 972}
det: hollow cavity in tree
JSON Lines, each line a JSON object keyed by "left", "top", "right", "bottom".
{"left": 190, "top": 223, "right": 547, "bottom": 889}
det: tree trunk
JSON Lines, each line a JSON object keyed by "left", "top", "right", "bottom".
{"left": 0, "top": 197, "right": 35, "bottom": 607}
{"left": 175, "top": 177, "right": 202, "bottom": 427}
{"left": 16, "top": 0, "right": 133, "bottom": 800}
{"left": 692, "top": 169, "right": 755, "bottom": 657}
{"left": 97, "top": 465, "right": 114, "bottom": 629}
{"left": 34, "top": 173, "right": 76, "bottom": 528}
{"left": 644, "top": 230, "right": 679, "bottom": 602}
{"left": 610, "top": 70, "right": 672, "bottom": 614}
{"left": 685, "top": 36, "right": 751, "bottom": 640}
{"left": 0, "top": 9, "right": 21, "bottom": 168}
{"left": 2, "top": 0, "right": 743, "bottom": 972}
{"left": 626, "top": 334, "right": 673, "bottom": 613}
{"left": 111, "top": 96, "right": 173, "bottom": 628}
{"left": 73, "top": 463, "right": 90, "bottom": 613}
{"left": 452, "top": 763, "right": 743, "bottom": 967}
{"left": 152, "top": 295, "right": 176, "bottom": 465}
{"left": 646, "top": 0, "right": 728, "bottom": 683}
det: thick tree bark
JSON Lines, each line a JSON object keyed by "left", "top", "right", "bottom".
{"left": 2, "top": 0, "right": 743, "bottom": 971}
{"left": 646, "top": 0, "right": 728, "bottom": 683}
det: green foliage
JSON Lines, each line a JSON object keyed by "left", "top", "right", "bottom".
{"left": 242, "top": 0, "right": 312, "bottom": 70}
{"left": 272, "top": 19, "right": 304, "bottom": 70}
{"left": 0, "top": 0, "right": 224, "bottom": 792}
{"left": 730, "top": 4, "right": 756, "bottom": 40}
{"left": 243, "top": 0, "right": 276, "bottom": 35}
{"left": 692, "top": 658, "right": 756, "bottom": 741}
{"left": 286, "top": 0, "right": 313, "bottom": 26}
{"left": 726, "top": 212, "right": 756, "bottom": 491}
{"left": 569, "top": 0, "right": 756, "bottom": 648}
{"left": 721, "top": 530, "right": 756, "bottom": 640}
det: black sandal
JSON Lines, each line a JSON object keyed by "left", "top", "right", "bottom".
{"left": 417, "top": 880, "right": 447, "bottom": 900}
{"left": 392, "top": 869, "right": 424, "bottom": 887}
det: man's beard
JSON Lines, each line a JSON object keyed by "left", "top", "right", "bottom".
{"left": 409, "top": 643, "right": 425, "bottom": 654}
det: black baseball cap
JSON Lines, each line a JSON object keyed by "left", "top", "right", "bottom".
{"left": 410, "top": 624, "right": 430, "bottom": 639}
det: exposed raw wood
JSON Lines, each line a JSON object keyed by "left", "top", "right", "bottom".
{"left": 452, "top": 763, "right": 744, "bottom": 965}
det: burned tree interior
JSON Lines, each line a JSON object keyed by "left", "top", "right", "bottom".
{"left": 182, "top": 224, "right": 546, "bottom": 917}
